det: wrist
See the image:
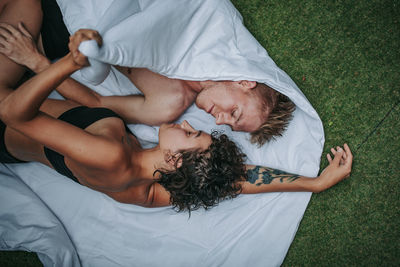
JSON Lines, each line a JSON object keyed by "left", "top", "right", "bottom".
{"left": 31, "top": 55, "right": 51, "bottom": 73}
{"left": 310, "top": 176, "right": 323, "bottom": 193}
{"left": 63, "top": 53, "right": 84, "bottom": 72}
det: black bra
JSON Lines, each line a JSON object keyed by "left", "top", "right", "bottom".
{"left": 44, "top": 106, "right": 133, "bottom": 183}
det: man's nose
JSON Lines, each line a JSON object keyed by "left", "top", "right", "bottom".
{"left": 215, "top": 112, "right": 233, "bottom": 125}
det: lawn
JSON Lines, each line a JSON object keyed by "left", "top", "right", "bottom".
{"left": 232, "top": 0, "right": 399, "bottom": 265}
{"left": 1, "top": 0, "right": 399, "bottom": 266}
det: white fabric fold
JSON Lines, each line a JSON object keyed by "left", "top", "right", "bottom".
{"left": 0, "top": 0, "right": 324, "bottom": 266}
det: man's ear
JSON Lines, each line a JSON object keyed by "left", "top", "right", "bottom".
{"left": 238, "top": 80, "right": 257, "bottom": 91}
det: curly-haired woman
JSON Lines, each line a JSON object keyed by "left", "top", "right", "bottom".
{"left": 0, "top": 4, "right": 352, "bottom": 212}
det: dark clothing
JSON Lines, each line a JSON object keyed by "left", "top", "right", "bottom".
{"left": 44, "top": 106, "right": 134, "bottom": 183}
{"left": 0, "top": 106, "right": 134, "bottom": 184}
{"left": 41, "top": 0, "right": 70, "bottom": 60}
{"left": 0, "top": 120, "right": 26, "bottom": 163}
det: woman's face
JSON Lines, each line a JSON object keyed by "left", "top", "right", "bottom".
{"left": 159, "top": 120, "right": 212, "bottom": 154}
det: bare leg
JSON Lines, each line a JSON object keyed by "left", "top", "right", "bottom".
{"left": 0, "top": 0, "right": 78, "bottom": 163}
{"left": 0, "top": 0, "right": 42, "bottom": 100}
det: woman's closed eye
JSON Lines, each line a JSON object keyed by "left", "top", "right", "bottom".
{"left": 187, "top": 131, "right": 202, "bottom": 138}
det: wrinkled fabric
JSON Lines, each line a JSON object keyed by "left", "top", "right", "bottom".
{"left": 0, "top": 0, "right": 324, "bottom": 266}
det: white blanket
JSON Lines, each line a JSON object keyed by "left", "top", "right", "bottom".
{"left": 0, "top": 0, "right": 324, "bottom": 266}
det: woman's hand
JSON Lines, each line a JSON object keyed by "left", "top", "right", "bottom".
{"left": 68, "top": 29, "right": 102, "bottom": 67}
{"left": 314, "top": 143, "right": 353, "bottom": 193}
{"left": 0, "top": 22, "right": 49, "bottom": 72}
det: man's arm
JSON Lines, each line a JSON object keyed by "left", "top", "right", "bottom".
{"left": 2, "top": 25, "right": 188, "bottom": 125}
{"left": 241, "top": 144, "right": 353, "bottom": 194}
{"left": 31, "top": 57, "right": 164, "bottom": 124}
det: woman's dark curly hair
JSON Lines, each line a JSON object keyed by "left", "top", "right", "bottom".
{"left": 156, "top": 131, "right": 246, "bottom": 212}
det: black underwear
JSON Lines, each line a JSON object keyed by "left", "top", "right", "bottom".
{"left": 44, "top": 106, "right": 134, "bottom": 183}
{"left": 41, "top": 0, "right": 70, "bottom": 60}
{"left": 0, "top": 120, "right": 26, "bottom": 163}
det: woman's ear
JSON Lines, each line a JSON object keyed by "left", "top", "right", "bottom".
{"left": 175, "top": 157, "right": 183, "bottom": 169}
{"left": 164, "top": 150, "right": 183, "bottom": 169}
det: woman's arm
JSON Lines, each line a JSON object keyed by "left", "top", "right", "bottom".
{"left": 241, "top": 144, "right": 353, "bottom": 194}
{"left": 0, "top": 23, "right": 104, "bottom": 107}
{"left": 0, "top": 33, "right": 124, "bottom": 179}
{"left": 0, "top": 54, "right": 80, "bottom": 122}
{"left": 104, "top": 182, "right": 172, "bottom": 207}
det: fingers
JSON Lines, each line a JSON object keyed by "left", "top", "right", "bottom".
{"left": 0, "top": 22, "right": 31, "bottom": 46}
{"left": 326, "top": 153, "right": 333, "bottom": 163}
{"left": 71, "top": 29, "right": 102, "bottom": 47}
{"left": 326, "top": 146, "right": 344, "bottom": 167}
{"left": 0, "top": 24, "right": 13, "bottom": 40}
{"left": 332, "top": 146, "right": 344, "bottom": 165}
{"left": 0, "top": 26, "right": 12, "bottom": 52}
{"left": 68, "top": 29, "right": 103, "bottom": 67}
{"left": 342, "top": 143, "right": 353, "bottom": 176}
{"left": 343, "top": 143, "right": 353, "bottom": 161}
{"left": 0, "top": 22, "right": 22, "bottom": 40}
{"left": 18, "top": 22, "right": 32, "bottom": 37}
{"left": 86, "top": 30, "right": 102, "bottom": 47}
{"left": 327, "top": 144, "right": 353, "bottom": 178}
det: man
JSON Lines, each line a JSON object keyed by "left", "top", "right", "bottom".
{"left": 108, "top": 66, "right": 296, "bottom": 145}
{"left": 1, "top": 17, "right": 295, "bottom": 146}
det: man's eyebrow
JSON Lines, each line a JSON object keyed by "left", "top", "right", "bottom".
{"left": 196, "top": 131, "right": 202, "bottom": 138}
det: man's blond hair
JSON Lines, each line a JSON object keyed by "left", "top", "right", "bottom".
{"left": 250, "top": 83, "right": 296, "bottom": 146}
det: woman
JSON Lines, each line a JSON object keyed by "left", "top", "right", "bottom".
{"left": 0, "top": 5, "right": 352, "bottom": 212}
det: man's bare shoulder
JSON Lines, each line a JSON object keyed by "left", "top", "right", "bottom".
{"left": 112, "top": 66, "right": 197, "bottom": 124}
{"left": 115, "top": 66, "right": 189, "bottom": 96}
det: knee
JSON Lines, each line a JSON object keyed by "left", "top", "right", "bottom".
{"left": 1, "top": 0, "right": 43, "bottom": 38}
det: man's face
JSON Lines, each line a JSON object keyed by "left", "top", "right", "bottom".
{"left": 195, "top": 81, "right": 265, "bottom": 132}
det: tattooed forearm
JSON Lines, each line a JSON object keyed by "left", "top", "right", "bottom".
{"left": 245, "top": 166, "right": 300, "bottom": 186}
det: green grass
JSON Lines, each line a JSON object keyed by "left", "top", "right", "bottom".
{"left": 232, "top": 0, "right": 400, "bottom": 265}
{"left": 1, "top": 0, "right": 399, "bottom": 266}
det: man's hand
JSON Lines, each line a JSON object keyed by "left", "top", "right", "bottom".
{"left": 68, "top": 29, "right": 102, "bottom": 67}
{"left": 0, "top": 22, "right": 49, "bottom": 72}
{"left": 315, "top": 143, "right": 353, "bottom": 192}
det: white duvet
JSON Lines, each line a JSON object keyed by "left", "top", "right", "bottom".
{"left": 0, "top": 0, "right": 324, "bottom": 266}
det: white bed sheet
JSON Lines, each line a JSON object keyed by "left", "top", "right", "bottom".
{"left": 0, "top": 0, "right": 324, "bottom": 266}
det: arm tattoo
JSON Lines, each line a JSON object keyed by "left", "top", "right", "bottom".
{"left": 245, "top": 166, "right": 300, "bottom": 186}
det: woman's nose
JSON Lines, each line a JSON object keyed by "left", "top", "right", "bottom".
{"left": 181, "top": 120, "right": 195, "bottom": 131}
